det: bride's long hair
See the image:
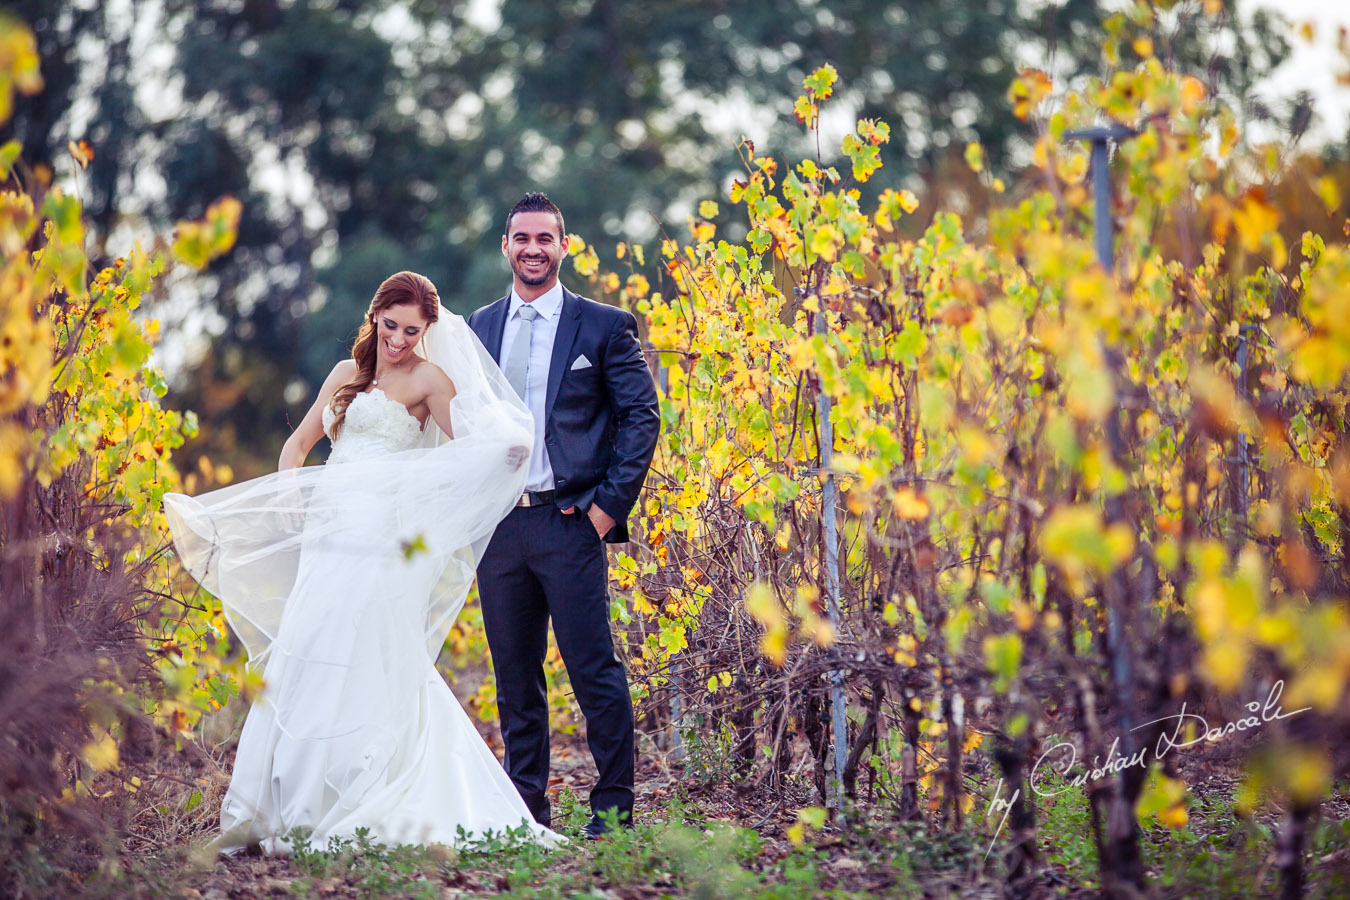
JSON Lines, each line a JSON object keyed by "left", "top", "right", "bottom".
{"left": 327, "top": 271, "right": 440, "bottom": 439}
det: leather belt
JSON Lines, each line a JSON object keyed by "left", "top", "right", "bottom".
{"left": 516, "top": 489, "right": 556, "bottom": 508}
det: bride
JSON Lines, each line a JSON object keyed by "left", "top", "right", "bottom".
{"left": 164, "top": 271, "right": 559, "bottom": 853}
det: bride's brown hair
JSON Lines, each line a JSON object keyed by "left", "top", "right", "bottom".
{"left": 327, "top": 271, "right": 440, "bottom": 439}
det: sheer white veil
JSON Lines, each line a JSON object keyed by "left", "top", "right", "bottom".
{"left": 413, "top": 306, "right": 527, "bottom": 450}
{"left": 163, "top": 305, "right": 532, "bottom": 664}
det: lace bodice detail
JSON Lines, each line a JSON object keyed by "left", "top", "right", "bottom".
{"left": 323, "top": 389, "right": 424, "bottom": 464}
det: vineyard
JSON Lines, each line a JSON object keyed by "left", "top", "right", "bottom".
{"left": 2, "top": 4, "right": 1350, "bottom": 899}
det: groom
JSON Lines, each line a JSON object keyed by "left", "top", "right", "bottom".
{"left": 468, "top": 192, "right": 660, "bottom": 838}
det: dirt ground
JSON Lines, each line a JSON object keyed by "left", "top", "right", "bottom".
{"left": 116, "top": 683, "right": 1350, "bottom": 900}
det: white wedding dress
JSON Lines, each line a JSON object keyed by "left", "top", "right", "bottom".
{"left": 163, "top": 312, "right": 559, "bottom": 853}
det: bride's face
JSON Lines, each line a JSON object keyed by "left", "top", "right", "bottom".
{"left": 375, "top": 303, "right": 429, "bottom": 367}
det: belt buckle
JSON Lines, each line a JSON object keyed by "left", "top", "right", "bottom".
{"left": 517, "top": 492, "right": 532, "bottom": 507}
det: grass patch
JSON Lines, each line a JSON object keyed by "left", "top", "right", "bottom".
{"left": 264, "top": 815, "right": 838, "bottom": 900}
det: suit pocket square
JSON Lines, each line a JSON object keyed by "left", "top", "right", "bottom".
{"left": 570, "top": 355, "right": 593, "bottom": 371}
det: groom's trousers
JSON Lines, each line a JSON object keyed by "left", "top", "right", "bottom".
{"left": 477, "top": 502, "right": 635, "bottom": 827}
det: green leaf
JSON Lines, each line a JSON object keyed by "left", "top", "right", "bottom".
{"left": 841, "top": 133, "right": 882, "bottom": 182}
{"left": 980, "top": 578, "right": 1012, "bottom": 615}
{"left": 803, "top": 64, "right": 838, "bottom": 99}
{"left": 41, "top": 190, "right": 84, "bottom": 246}
{"left": 400, "top": 533, "right": 428, "bottom": 560}
{"left": 798, "top": 806, "right": 828, "bottom": 829}
{"left": 893, "top": 320, "right": 926, "bottom": 367}
{"left": 964, "top": 141, "right": 985, "bottom": 174}
{"left": 145, "top": 367, "right": 168, "bottom": 398}
{"left": 0, "top": 139, "right": 20, "bottom": 180}
{"left": 983, "top": 633, "right": 1022, "bottom": 692}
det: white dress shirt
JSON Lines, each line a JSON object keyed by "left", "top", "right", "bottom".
{"left": 500, "top": 282, "right": 563, "bottom": 492}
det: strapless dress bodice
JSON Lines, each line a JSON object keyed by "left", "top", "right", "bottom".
{"left": 323, "top": 388, "right": 424, "bottom": 464}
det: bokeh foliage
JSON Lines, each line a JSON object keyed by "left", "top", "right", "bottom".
{"left": 4, "top": 2, "right": 1348, "bottom": 896}
{"left": 0, "top": 15, "right": 242, "bottom": 888}
{"left": 559, "top": 5, "right": 1350, "bottom": 895}
{"left": 8, "top": 0, "right": 1296, "bottom": 479}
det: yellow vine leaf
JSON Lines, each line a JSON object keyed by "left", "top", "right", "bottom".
{"left": 1232, "top": 190, "right": 1278, "bottom": 254}
{"left": 0, "top": 13, "right": 43, "bottom": 124}
{"left": 964, "top": 142, "right": 985, "bottom": 174}
{"left": 80, "top": 727, "right": 120, "bottom": 773}
{"left": 892, "top": 487, "right": 930, "bottom": 521}
{"left": 172, "top": 195, "right": 242, "bottom": 270}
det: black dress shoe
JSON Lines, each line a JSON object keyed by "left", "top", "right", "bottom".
{"left": 581, "top": 811, "right": 633, "bottom": 840}
{"left": 523, "top": 797, "right": 550, "bottom": 829}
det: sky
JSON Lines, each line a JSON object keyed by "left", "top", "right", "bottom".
{"left": 1243, "top": 0, "right": 1350, "bottom": 144}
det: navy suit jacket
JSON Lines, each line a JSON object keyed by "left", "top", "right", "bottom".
{"left": 468, "top": 286, "right": 659, "bottom": 543}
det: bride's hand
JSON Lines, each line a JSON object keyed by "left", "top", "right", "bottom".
{"left": 506, "top": 445, "right": 528, "bottom": 471}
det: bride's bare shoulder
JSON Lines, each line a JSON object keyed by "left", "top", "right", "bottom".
{"left": 410, "top": 356, "right": 448, "bottom": 383}
{"left": 316, "top": 359, "right": 358, "bottom": 396}
{"left": 412, "top": 359, "right": 453, "bottom": 389}
{"left": 313, "top": 358, "right": 356, "bottom": 396}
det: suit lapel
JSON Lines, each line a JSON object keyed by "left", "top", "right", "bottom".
{"left": 545, "top": 288, "right": 583, "bottom": 422}
{"left": 481, "top": 295, "right": 510, "bottom": 363}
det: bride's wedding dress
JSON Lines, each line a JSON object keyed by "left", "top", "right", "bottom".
{"left": 164, "top": 312, "right": 559, "bottom": 853}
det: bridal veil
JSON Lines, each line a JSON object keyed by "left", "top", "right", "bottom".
{"left": 164, "top": 307, "right": 531, "bottom": 663}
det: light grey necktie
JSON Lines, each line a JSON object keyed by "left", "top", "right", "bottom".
{"left": 504, "top": 304, "right": 539, "bottom": 399}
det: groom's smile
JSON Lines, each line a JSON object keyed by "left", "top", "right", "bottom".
{"left": 503, "top": 210, "right": 568, "bottom": 295}
{"left": 519, "top": 255, "right": 549, "bottom": 277}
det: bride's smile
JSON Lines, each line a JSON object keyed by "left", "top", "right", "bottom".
{"left": 376, "top": 306, "right": 427, "bottom": 369}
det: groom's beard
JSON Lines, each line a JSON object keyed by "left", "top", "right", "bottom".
{"left": 510, "top": 253, "right": 561, "bottom": 286}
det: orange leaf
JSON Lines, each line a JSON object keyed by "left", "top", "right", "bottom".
{"left": 67, "top": 139, "right": 94, "bottom": 169}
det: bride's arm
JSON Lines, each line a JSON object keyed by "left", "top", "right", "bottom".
{"left": 279, "top": 360, "right": 356, "bottom": 470}
{"left": 416, "top": 362, "right": 457, "bottom": 440}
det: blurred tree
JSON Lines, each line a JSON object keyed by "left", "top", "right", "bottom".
{"left": 9, "top": 1, "right": 143, "bottom": 238}
{"left": 159, "top": 0, "right": 470, "bottom": 473}
{"left": 8, "top": 0, "right": 1297, "bottom": 475}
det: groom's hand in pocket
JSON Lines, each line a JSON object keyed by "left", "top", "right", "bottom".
{"left": 562, "top": 504, "right": 615, "bottom": 539}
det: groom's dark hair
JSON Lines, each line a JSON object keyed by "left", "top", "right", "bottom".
{"left": 505, "top": 192, "right": 565, "bottom": 241}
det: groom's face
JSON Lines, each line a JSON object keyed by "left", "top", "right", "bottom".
{"left": 503, "top": 211, "right": 568, "bottom": 289}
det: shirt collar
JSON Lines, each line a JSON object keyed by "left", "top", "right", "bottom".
{"left": 508, "top": 281, "right": 564, "bottom": 321}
